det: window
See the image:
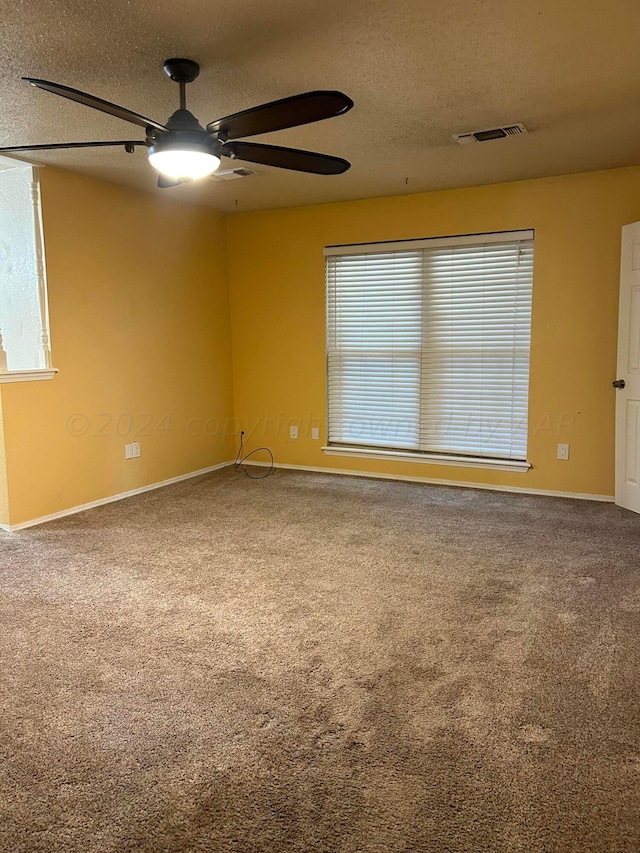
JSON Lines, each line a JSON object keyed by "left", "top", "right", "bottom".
{"left": 325, "top": 230, "right": 533, "bottom": 470}
{"left": 0, "top": 159, "right": 55, "bottom": 383}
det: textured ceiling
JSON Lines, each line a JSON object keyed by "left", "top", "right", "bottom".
{"left": 2, "top": 0, "right": 640, "bottom": 212}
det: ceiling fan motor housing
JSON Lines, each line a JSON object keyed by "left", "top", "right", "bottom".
{"left": 148, "top": 108, "right": 222, "bottom": 159}
{"left": 148, "top": 130, "right": 221, "bottom": 160}
{"left": 164, "top": 108, "right": 208, "bottom": 134}
{"left": 147, "top": 102, "right": 222, "bottom": 181}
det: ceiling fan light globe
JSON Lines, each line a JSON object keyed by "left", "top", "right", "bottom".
{"left": 148, "top": 146, "right": 221, "bottom": 180}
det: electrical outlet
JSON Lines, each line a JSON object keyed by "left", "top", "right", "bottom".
{"left": 289, "top": 425, "right": 298, "bottom": 439}
{"left": 557, "top": 443, "right": 570, "bottom": 461}
{"left": 312, "top": 427, "right": 320, "bottom": 440}
{"left": 132, "top": 441, "right": 141, "bottom": 458}
{"left": 125, "top": 443, "right": 133, "bottom": 460}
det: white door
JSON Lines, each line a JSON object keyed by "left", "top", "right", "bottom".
{"left": 615, "top": 222, "right": 640, "bottom": 513}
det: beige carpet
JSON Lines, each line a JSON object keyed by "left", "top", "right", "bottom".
{"left": 1, "top": 467, "right": 640, "bottom": 852}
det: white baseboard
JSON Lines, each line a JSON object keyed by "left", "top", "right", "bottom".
{"left": 0, "top": 457, "right": 615, "bottom": 532}
{"left": 247, "top": 460, "right": 615, "bottom": 503}
{"left": 0, "top": 460, "right": 235, "bottom": 532}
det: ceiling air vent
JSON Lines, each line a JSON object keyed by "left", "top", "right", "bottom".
{"left": 453, "top": 123, "right": 528, "bottom": 145}
{"left": 211, "top": 167, "right": 257, "bottom": 181}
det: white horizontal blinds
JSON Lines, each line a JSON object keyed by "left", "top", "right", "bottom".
{"left": 326, "top": 231, "right": 533, "bottom": 460}
{"left": 420, "top": 239, "right": 533, "bottom": 459}
{"left": 326, "top": 251, "right": 422, "bottom": 448}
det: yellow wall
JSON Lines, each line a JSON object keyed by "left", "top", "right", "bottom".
{"left": 1, "top": 168, "right": 234, "bottom": 526}
{"left": 3, "top": 162, "right": 638, "bottom": 526}
{"left": 226, "top": 166, "right": 640, "bottom": 498}
{"left": 0, "top": 397, "right": 9, "bottom": 526}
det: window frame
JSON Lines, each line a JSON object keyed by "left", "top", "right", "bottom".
{"left": 0, "top": 159, "right": 56, "bottom": 384}
{"left": 323, "top": 230, "right": 534, "bottom": 473}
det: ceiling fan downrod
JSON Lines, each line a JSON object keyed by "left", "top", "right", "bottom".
{"left": 163, "top": 58, "right": 200, "bottom": 111}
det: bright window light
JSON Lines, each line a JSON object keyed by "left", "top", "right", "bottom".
{"left": 0, "top": 161, "right": 52, "bottom": 372}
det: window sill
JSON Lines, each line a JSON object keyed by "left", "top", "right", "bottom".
{"left": 322, "top": 445, "right": 531, "bottom": 473}
{"left": 0, "top": 368, "right": 58, "bottom": 384}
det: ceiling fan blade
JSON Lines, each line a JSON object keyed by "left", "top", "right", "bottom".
{"left": 23, "top": 78, "right": 167, "bottom": 133}
{"left": 157, "top": 174, "right": 190, "bottom": 188}
{"left": 0, "top": 140, "right": 146, "bottom": 153}
{"left": 221, "top": 141, "right": 350, "bottom": 175}
{"left": 207, "top": 91, "right": 353, "bottom": 140}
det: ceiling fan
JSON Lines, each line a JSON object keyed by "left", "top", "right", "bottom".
{"left": 0, "top": 58, "right": 354, "bottom": 188}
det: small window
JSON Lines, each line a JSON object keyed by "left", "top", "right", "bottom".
{"left": 0, "top": 159, "right": 55, "bottom": 382}
{"left": 325, "top": 230, "right": 534, "bottom": 466}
